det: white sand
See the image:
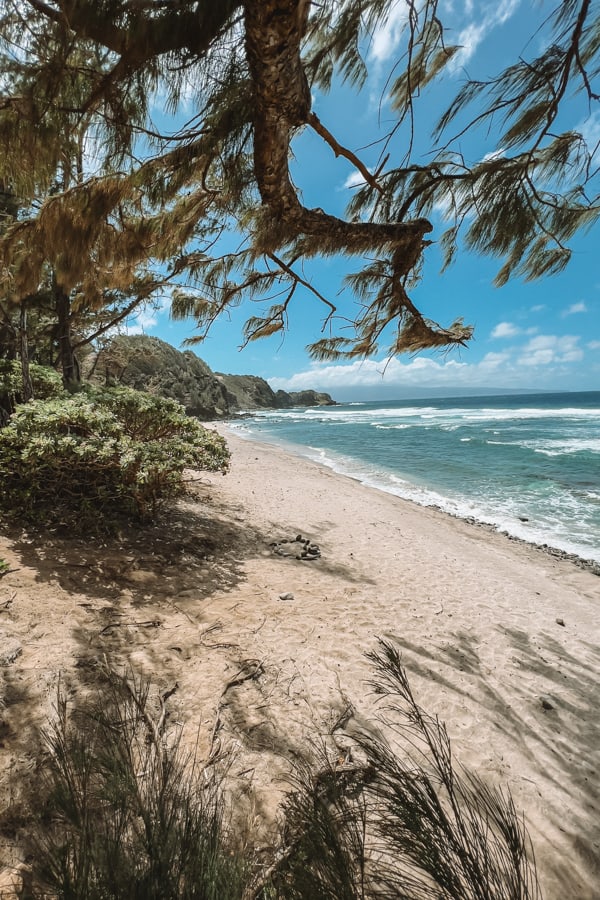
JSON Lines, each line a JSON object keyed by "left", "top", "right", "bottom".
{"left": 1, "top": 425, "right": 599, "bottom": 897}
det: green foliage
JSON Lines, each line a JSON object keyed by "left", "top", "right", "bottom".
{"left": 265, "top": 641, "right": 540, "bottom": 900}
{"left": 0, "top": 386, "right": 229, "bottom": 528}
{"left": 0, "top": 359, "right": 63, "bottom": 407}
{"left": 26, "top": 646, "right": 540, "bottom": 899}
{"left": 28, "top": 670, "right": 246, "bottom": 900}
{"left": 1, "top": 0, "right": 597, "bottom": 363}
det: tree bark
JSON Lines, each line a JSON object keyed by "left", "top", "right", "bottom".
{"left": 243, "top": 0, "right": 432, "bottom": 261}
{"left": 19, "top": 302, "right": 34, "bottom": 402}
{"left": 54, "top": 285, "right": 80, "bottom": 387}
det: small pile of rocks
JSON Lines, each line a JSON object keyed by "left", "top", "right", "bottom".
{"left": 270, "top": 533, "right": 321, "bottom": 561}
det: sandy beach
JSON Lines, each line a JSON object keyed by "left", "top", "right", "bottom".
{"left": 1, "top": 425, "right": 599, "bottom": 897}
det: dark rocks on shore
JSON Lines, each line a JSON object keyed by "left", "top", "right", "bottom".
{"left": 270, "top": 535, "right": 322, "bottom": 561}
{"left": 430, "top": 503, "right": 600, "bottom": 576}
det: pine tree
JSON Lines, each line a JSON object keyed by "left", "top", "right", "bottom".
{"left": 0, "top": 1, "right": 598, "bottom": 361}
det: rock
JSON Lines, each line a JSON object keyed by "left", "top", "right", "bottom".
{"left": 89, "top": 334, "right": 232, "bottom": 419}
{"left": 555, "top": 617, "right": 565, "bottom": 626}
{"left": 279, "top": 592, "right": 295, "bottom": 601}
{"left": 540, "top": 696, "right": 555, "bottom": 711}
{"left": 518, "top": 516, "right": 529, "bottom": 522}
{"left": 0, "top": 645, "right": 22, "bottom": 666}
{"left": 272, "top": 535, "right": 322, "bottom": 561}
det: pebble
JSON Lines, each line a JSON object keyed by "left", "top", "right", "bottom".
{"left": 555, "top": 617, "right": 565, "bottom": 627}
{"left": 540, "top": 696, "right": 555, "bottom": 711}
{"left": 279, "top": 592, "right": 295, "bottom": 601}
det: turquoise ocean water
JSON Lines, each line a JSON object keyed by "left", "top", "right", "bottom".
{"left": 229, "top": 391, "right": 600, "bottom": 564}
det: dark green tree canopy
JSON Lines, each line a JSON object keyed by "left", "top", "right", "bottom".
{"left": 0, "top": 0, "right": 598, "bottom": 359}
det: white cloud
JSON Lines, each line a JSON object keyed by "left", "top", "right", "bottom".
{"left": 369, "top": 2, "right": 409, "bottom": 64}
{"left": 517, "top": 334, "right": 583, "bottom": 366}
{"left": 269, "top": 350, "right": 522, "bottom": 394}
{"left": 342, "top": 169, "right": 371, "bottom": 189}
{"left": 530, "top": 304, "right": 546, "bottom": 313}
{"left": 490, "top": 322, "right": 537, "bottom": 339}
{"left": 491, "top": 321, "right": 519, "bottom": 338}
{"left": 123, "top": 311, "right": 158, "bottom": 336}
{"left": 450, "top": 0, "right": 521, "bottom": 70}
{"left": 369, "top": 0, "right": 521, "bottom": 70}
{"left": 269, "top": 333, "right": 588, "bottom": 397}
{"left": 122, "top": 297, "right": 170, "bottom": 335}
{"left": 562, "top": 301, "right": 587, "bottom": 316}
{"left": 587, "top": 340, "right": 600, "bottom": 350}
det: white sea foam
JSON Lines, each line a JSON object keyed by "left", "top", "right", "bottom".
{"left": 252, "top": 404, "right": 600, "bottom": 430}
{"left": 232, "top": 397, "right": 600, "bottom": 564}
{"left": 528, "top": 439, "right": 600, "bottom": 456}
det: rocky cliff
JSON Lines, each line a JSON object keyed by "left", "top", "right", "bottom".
{"left": 92, "top": 335, "right": 335, "bottom": 418}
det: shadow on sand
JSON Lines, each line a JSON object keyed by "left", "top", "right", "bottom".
{"left": 381, "top": 625, "right": 600, "bottom": 897}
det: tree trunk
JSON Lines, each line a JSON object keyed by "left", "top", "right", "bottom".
{"left": 243, "top": 0, "right": 432, "bottom": 256}
{"left": 240, "top": 0, "right": 474, "bottom": 354}
{"left": 55, "top": 285, "right": 80, "bottom": 387}
{"left": 19, "top": 302, "right": 34, "bottom": 402}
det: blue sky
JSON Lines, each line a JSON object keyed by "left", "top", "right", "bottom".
{"left": 129, "top": 0, "right": 599, "bottom": 401}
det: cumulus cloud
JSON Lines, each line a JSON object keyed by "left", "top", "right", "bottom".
{"left": 269, "top": 332, "right": 589, "bottom": 397}
{"left": 491, "top": 321, "right": 519, "bottom": 338}
{"left": 270, "top": 350, "right": 518, "bottom": 395}
{"left": 517, "top": 334, "right": 583, "bottom": 366}
{"left": 123, "top": 297, "right": 170, "bottom": 335}
{"left": 562, "top": 301, "right": 587, "bottom": 316}
{"left": 123, "top": 310, "right": 158, "bottom": 336}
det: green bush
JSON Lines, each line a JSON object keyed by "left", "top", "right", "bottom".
{"left": 0, "top": 386, "right": 229, "bottom": 528}
{"left": 0, "top": 360, "right": 64, "bottom": 421}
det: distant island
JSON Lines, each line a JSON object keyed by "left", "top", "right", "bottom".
{"left": 91, "top": 335, "right": 336, "bottom": 419}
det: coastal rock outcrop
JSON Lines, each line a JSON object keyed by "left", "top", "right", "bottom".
{"left": 90, "top": 335, "right": 335, "bottom": 419}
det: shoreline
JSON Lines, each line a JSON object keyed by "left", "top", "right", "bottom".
{"left": 1, "top": 424, "right": 599, "bottom": 898}
{"left": 223, "top": 421, "right": 600, "bottom": 575}
{"left": 205, "top": 426, "right": 600, "bottom": 897}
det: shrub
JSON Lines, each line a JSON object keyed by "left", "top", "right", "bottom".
{"left": 25, "top": 646, "right": 541, "bottom": 899}
{"left": 265, "top": 641, "right": 541, "bottom": 899}
{"left": 0, "top": 360, "right": 63, "bottom": 421}
{"left": 27, "top": 670, "right": 247, "bottom": 900}
{"left": 0, "top": 386, "right": 229, "bottom": 528}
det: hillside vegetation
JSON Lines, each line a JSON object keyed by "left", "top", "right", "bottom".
{"left": 92, "top": 335, "right": 335, "bottom": 418}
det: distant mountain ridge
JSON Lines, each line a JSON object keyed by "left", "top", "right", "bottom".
{"left": 92, "top": 335, "right": 335, "bottom": 419}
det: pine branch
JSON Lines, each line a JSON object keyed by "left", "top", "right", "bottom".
{"left": 308, "top": 112, "right": 383, "bottom": 194}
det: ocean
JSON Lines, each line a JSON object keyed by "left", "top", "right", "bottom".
{"left": 229, "top": 391, "right": 600, "bottom": 565}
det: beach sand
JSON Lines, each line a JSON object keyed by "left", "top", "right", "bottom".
{"left": 1, "top": 425, "right": 599, "bottom": 897}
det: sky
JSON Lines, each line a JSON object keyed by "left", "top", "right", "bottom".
{"left": 128, "top": 0, "right": 600, "bottom": 402}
